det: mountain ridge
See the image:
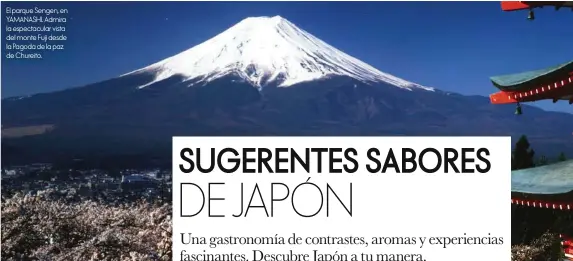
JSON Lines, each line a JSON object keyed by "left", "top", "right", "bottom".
{"left": 2, "top": 16, "right": 572, "bottom": 164}
{"left": 120, "top": 16, "right": 434, "bottom": 91}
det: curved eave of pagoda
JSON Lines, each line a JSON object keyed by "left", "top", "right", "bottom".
{"left": 490, "top": 76, "right": 573, "bottom": 104}
{"left": 501, "top": 1, "right": 573, "bottom": 11}
{"left": 488, "top": 60, "right": 573, "bottom": 104}
{"left": 511, "top": 159, "right": 573, "bottom": 210}
{"left": 491, "top": 60, "right": 573, "bottom": 90}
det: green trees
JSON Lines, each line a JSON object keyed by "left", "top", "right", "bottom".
{"left": 512, "top": 135, "right": 535, "bottom": 170}
{"left": 536, "top": 155, "right": 548, "bottom": 166}
{"left": 514, "top": 136, "right": 568, "bottom": 169}
{"left": 557, "top": 152, "right": 567, "bottom": 162}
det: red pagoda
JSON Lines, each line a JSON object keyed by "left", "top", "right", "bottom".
{"left": 492, "top": 2, "right": 573, "bottom": 260}
{"left": 489, "top": 60, "right": 573, "bottom": 114}
{"left": 489, "top": 1, "right": 573, "bottom": 115}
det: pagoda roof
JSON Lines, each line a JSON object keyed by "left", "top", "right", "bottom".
{"left": 490, "top": 60, "right": 573, "bottom": 91}
{"left": 511, "top": 159, "right": 573, "bottom": 195}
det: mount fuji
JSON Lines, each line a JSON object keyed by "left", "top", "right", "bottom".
{"left": 124, "top": 16, "right": 434, "bottom": 91}
{"left": 3, "top": 16, "right": 573, "bottom": 164}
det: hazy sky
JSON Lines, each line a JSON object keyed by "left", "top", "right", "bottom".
{"left": 2, "top": 1, "right": 572, "bottom": 113}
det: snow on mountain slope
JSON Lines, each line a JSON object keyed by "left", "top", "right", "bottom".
{"left": 125, "top": 16, "right": 434, "bottom": 91}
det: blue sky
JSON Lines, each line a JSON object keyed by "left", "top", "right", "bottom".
{"left": 2, "top": 1, "right": 572, "bottom": 113}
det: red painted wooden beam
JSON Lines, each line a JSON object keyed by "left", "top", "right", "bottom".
{"left": 490, "top": 73, "right": 573, "bottom": 104}
{"left": 501, "top": 1, "right": 532, "bottom": 11}
{"left": 562, "top": 235, "right": 573, "bottom": 260}
{"left": 511, "top": 198, "right": 573, "bottom": 210}
{"left": 565, "top": 248, "right": 573, "bottom": 260}
{"left": 501, "top": 1, "right": 573, "bottom": 11}
{"left": 563, "top": 235, "right": 573, "bottom": 248}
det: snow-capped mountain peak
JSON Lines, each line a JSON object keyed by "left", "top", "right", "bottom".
{"left": 126, "top": 16, "right": 434, "bottom": 91}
